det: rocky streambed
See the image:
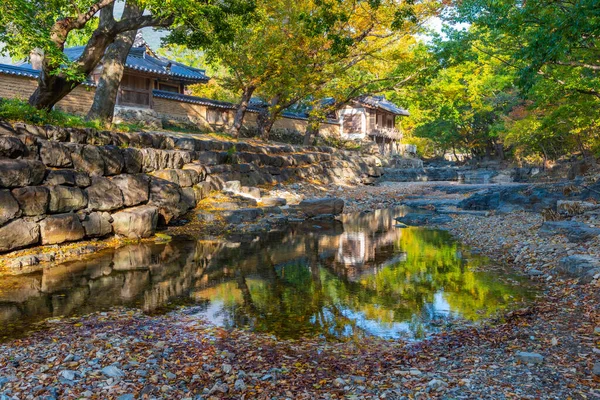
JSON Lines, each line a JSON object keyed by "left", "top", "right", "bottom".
{"left": 1, "top": 177, "right": 599, "bottom": 399}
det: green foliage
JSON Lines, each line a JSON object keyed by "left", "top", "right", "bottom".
{"left": 0, "top": 98, "right": 142, "bottom": 132}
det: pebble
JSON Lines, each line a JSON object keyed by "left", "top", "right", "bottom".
{"left": 59, "top": 370, "right": 77, "bottom": 381}
{"left": 221, "top": 363, "right": 232, "bottom": 374}
{"left": 594, "top": 362, "right": 600, "bottom": 376}
{"left": 234, "top": 378, "right": 247, "bottom": 391}
{"left": 516, "top": 351, "right": 544, "bottom": 364}
{"left": 100, "top": 365, "right": 125, "bottom": 378}
{"left": 333, "top": 377, "right": 346, "bottom": 387}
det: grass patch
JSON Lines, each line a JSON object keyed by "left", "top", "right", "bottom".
{"left": 0, "top": 98, "right": 144, "bottom": 133}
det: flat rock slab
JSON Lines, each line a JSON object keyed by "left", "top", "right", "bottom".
{"left": 299, "top": 197, "right": 344, "bottom": 218}
{"left": 539, "top": 221, "right": 600, "bottom": 242}
{"left": 395, "top": 213, "right": 452, "bottom": 226}
{"left": 516, "top": 351, "right": 544, "bottom": 364}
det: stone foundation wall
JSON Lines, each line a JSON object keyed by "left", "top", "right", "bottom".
{"left": 0, "top": 120, "right": 384, "bottom": 255}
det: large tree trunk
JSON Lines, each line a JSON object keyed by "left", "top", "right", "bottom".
{"left": 229, "top": 85, "right": 256, "bottom": 137}
{"left": 87, "top": 3, "right": 141, "bottom": 124}
{"left": 28, "top": 1, "right": 173, "bottom": 110}
{"left": 304, "top": 117, "right": 321, "bottom": 146}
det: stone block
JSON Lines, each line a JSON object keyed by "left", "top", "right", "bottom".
{"left": 0, "top": 159, "right": 46, "bottom": 188}
{"left": 122, "top": 148, "right": 143, "bottom": 173}
{"left": 182, "top": 163, "right": 206, "bottom": 182}
{"left": 0, "top": 189, "right": 21, "bottom": 225}
{"left": 111, "top": 174, "right": 149, "bottom": 206}
{"left": 80, "top": 211, "right": 113, "bottom": 237}
{"left": 85, "top": 177, "right": 124, "bottom": 211}
{"left": 0, "top": 136, "right": 26, "bottom": 158}
{"left": 148, "top": 177, "right": 186, "bottom": 225}
{"left": 40, "top": 213, "right": 85, "bottom": 245}
{"left": 68, "top": 144, "right": 105, "bottom": 176}
{"left": 111, "top": 205, "right": 158, "bottom": 238}
{"left": 48, "top": 185, "right": 87, "bottom": 213}
{"left": 39, "top": 140, "right": 72, "bottom": 167}
{"left": 192, "top": 181, "right": 211, "bottom": 201}
{"left": 11, "top": 186, "right": 49, "bottom": 216}
{"left": 98, "top": 145, "right": 124, "bottom": 175}
{"left": 44, "top": 169, "right": 91, "bottom": 187}
{"left": 0, "top": 218, "right": 40, "bottom": 252}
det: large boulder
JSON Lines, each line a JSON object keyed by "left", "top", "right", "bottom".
{"left": 11, "top": 186, "right": 49, "bottom": 216}
{"left": 39, "top": 213, "right": 85, "bottom": 245}
{"left": 539, "top": 221, "right": 600, "bottom": 242}
{"left": 223, "top": 208, "right": 264, "bottom": 224}
{"left": 111, "top": 174, "right": 149, "bottom": 206}
{"left": 557, "top": 255, "right": 600, "bottom": 282}
{"left": 85, "top": 177, "right": 124, "bottom": 211}
{"left": 44, "top": 169, "right": 91, "bottom": 187}
{"left": 80, "top": 211, "right": 113, "bottom": 237}
{"left": 556, "top": 200, "right": 600, "bottom": 216}
{"left": 98, "top": 145, "right": 124, "bottom": 175}
{"left": 47, "top": 185, "right": 88, "bottom": 213}
{"left": 0, "top": 159, "right": 46, "bottom": 188}
{"left": 0, "top": 218, "right": 40, "bottom": 252}
{"left": 39, "top": 140, "right": 72, "bottom": 167}
{"left": 68, "top": 144, "right": 105, "bottom": 176}
{"left": 0, "top": 136, "right": 26, "bottom": 158}
{"left": 0, "top": 190, "right": 21, "bottom": 225}
{"left": 148, "top": 178, "right": 187, "bottom": 224}
{"left": 111, "top": 205, "right": 158, "bottom": 238}
{"left": 299, "top": 197, "right": 344, "bottom": 218}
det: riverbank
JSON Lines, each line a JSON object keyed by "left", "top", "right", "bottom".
{"left": 0, "top": 181, "right": 599, "bottom": 399}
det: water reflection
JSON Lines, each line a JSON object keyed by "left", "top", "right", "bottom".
{"left": 0, "top": 208, "right": 534, "bottom": 341}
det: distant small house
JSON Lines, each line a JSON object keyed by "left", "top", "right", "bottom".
{"left": 337, "top": 95, "right": 410, "bottom": 156}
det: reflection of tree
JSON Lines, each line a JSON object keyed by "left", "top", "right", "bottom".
{"left": 199, "top": 223, "right": 533, "bottom": 339}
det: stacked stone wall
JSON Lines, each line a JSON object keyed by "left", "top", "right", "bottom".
{"left": 0, "top": 121, "right": 383, "bottom": 254}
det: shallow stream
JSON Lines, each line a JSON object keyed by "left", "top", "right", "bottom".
{"left": 0, "top": 208, "right": 535, "bottom": 341}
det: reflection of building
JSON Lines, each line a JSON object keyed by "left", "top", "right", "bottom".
{"left": 332, "top": 209, "right": 408, "bottom": 281}
{"left": 337, "top": 232, "right": 367, "bottom": 265}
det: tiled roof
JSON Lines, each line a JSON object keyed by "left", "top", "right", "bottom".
{"left": 152, "top": 90, "right": 337, "bottom": 123}
{"left": 153, "top": 90, "right": 242, "bottom": 110}
{"left": 64, "top": 46, "right": 209, "bottom": 82}
{"left": 0, "top": 63, "right": 96, "bottom": 86}
{"left": 358, "top": 95, "right": 409, "bottom": 116}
